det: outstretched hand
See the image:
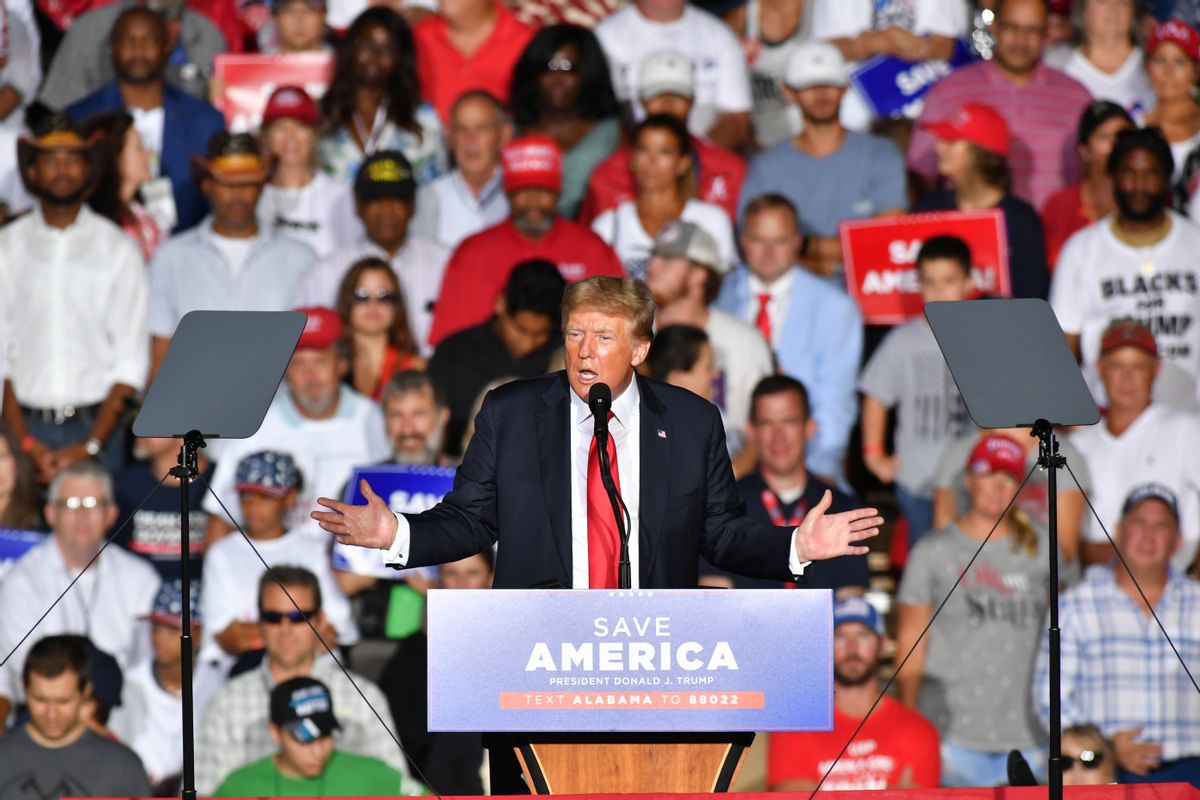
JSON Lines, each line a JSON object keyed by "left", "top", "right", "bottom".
{"left": 795, "top": 490, "right": 882, "bottom": 562}
{"left": 312, "top": 479, "right": 399, "bottom": 550}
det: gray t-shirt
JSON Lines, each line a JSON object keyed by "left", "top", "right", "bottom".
{"left": 738, "top": 130, "right": 906, "bottom": 237}
{"left": 858, "top": 319, "right": 971, "bottom": 496}
{"left": 896, "top": 523, "right": 1051, "bottom": 751}
{"left": 0, "top": 727, "right": 151, "bottom": 800}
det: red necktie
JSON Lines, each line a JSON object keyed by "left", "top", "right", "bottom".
{"left": 755, "top": 293, "right": 773, "bottom": 345}
{"left": 587, "top": 412, "right": 621, "bottom": 589}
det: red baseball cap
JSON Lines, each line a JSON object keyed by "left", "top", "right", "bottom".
{"left": 261, "top": 86, "right": 319, "bottom": 129}
{"left": 502, "top": 136, "right": 562, "bottom": 194}
{"left": 921, "top": 103, "right": 1010, "bottom": 157}
{"left": 1100, "top": 319, "right": 1158, "bottom": 359}
{"left": 1148, "top": 20, "right": 1200, "bottom": 62}
{"left": 295, "top": 307, "right": 342, "bottom": 350}
{"left": 967, "top": 435, "right": 1026, "bottom": 483}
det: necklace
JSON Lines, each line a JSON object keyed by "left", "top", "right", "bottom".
{"left": 1110, "top": 215, "right": 1173, "bottom": 277}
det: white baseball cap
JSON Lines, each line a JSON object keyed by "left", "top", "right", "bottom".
{"left": 784, "top": 41, "right": 848, "bottom": 90}
{"left": 638, "top": 51, "right": 695, "bottom": 100}
{"left": 651, "top": 220, "right": 726, "bottom": 274}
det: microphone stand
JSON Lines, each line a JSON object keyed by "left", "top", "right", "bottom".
{"left": 170, "top": 430, "right": 204, "bottom": 800}
{"left": 1032, "top": 419, "right": 1064, "bottom": 800}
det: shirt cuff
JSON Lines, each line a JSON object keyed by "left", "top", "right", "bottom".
{"left": 381, "top": 511, "right": 411, "bottom": 567}
{"left": 788, "top": 529, "right": 812, "bottom": 578}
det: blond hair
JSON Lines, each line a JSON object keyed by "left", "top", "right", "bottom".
{"left": 562, "top": 276, "right": 655, "bottom": 342}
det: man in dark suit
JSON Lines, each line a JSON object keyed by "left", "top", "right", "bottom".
{"left": 315, "top": 276, "right": 880, "bottom": 589}
{"left": 66, "top": 5, "right": 226, "bottom": 231}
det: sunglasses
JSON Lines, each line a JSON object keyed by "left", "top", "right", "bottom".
{"left": 353, "top": 288, "right": 399, "bottom": 305}
{"left": 546, "top": 57, "right": 578, "bottom": 72}
{"left": 1063, "top": 751, "right": 1104, "bottom": 770}
{"left": 259, "top": 609, "right": 318, "bottom": 624}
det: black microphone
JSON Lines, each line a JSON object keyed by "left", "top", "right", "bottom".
{"left": 587, "top": 383, "right": 632, "bottom": 589}
{"left": 1007, "top": 749, "right": 1038, "bottom": 787}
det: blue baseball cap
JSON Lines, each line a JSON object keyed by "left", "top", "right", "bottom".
{"left": 144, "top": 579, "right": 201, "bottom": 628}
{"left": 235, "top": 450, "right": 300, "bottom": 497}
{"left": 833, "top": 596, "right": 884, "bottom": 637}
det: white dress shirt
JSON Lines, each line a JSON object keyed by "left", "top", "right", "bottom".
{"left": 0, "top": 205, "right": 148, "bottom": 407}
{"left": 383, "top": 377, "right": 810, "bottom": 583}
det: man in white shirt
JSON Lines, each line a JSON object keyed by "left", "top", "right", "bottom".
{"left": 203, "top": 307, "right": 389, "bottom": 539}
{"left": 149, "top": 131, "right": 316, "bottom": 376}
{"left": 595, "top": 0, "right": 752, "bottom": 149}
{"left": 297, "top": 151, "right": 450, "bottom": 356}
{"left": 646, "top": 220, "right": 774, "bottom": 436}
{"left": 410, "top": 90, "right": 510, "bottom": 251}
{"left": 0, "top": 462, "right": 161, "bottom": 727}
{"left": 1068, "top": 319, "right": 1200, "bottom": 573}
{"left": 0, "top": 113, "right": 148, "bottom": 479}
{"left": 1051, "top": 127, "right": 1200, "bottom": 411}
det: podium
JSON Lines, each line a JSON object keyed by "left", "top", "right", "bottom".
{"left": 426, "top": 589, "right": 834, "bottom": 795}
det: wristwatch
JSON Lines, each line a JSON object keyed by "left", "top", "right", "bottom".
{"left": 84, "top": 438, "right": 103, "bottom": 458}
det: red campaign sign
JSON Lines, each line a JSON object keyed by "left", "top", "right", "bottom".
{"left": 213, "top": 53, "right": 334, "bottom": 132}
{"left": 840, "top": 209, "right": 1011, "bottom": 325}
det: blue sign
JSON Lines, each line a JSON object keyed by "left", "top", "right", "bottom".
{"left": 851, "top": 39, "right": 975, "bottom": 119}
{"left": 0, "top": 528, "right": 46, "bottom": 582}
{"left": 427, "top": 589, "right": 833, "bottom": 732}
{"left": 331, "top": 464, "right": 456, "bottom": 579}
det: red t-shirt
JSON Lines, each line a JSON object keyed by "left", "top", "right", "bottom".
{"left": 427, "top": 217, "right": 625, "bottom": 346}
{"left": 577, "top": 135, "right": 747, "bottom": 226}
{"left": 767, "top": 696, "right": 941, "bottom": 791}
{"left": 1041, "top": 183, "right": 1092, "bottom": 271}
{"left": 414, "top": 3, "right": 535, "bottom": 124}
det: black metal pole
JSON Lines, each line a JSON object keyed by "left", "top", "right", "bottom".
{"left": 1035, "top": 420, "right": 1063, "bottom": 800}
{"left": 173, "top": 431, "right": 203, "bottom": 800}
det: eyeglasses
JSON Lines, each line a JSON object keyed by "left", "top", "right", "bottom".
{"left": 259, "top": 609, "right": 318, "bottom": 624}
{"left": 546, "top": 57, "right": 578, "bottom": 72}
{"left": 353, "top": 288, "right": 399, "bottom": 305}
{"left": 55, "top": 496, "right": 106, "bottom": 511}
{"left": 1063, "top": 751, "right": 1104, "bottom": 770}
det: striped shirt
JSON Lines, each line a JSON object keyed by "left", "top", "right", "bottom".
{"left": 1033, "top": 565, "right": 1200, "bottom": 760}
{"left": 908, "top": 60, "right": 1092, "bottom": 211}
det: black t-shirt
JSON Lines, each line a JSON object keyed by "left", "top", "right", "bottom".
{"left": 913, "top": 190, "right": 1049, "bottom": 300}
{"left": 427, "top": 318, "right": 560, "bottom": 457}
{"left": 699, "top": 471, "right": 870, "bottom": 591}
{"left": 111, "top": 462, "right": 212, "bottom": 582}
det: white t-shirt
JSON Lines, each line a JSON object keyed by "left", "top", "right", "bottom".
{"left": 209, "top": 232, "right": 257, "bottom": 281}
{"left": 130, "top": 106, "right": 165, "bottom": 175}
{"left": 1045, "top": 47, "right": 1154, "bottom": 112}
{"left": 197, "top": 525, "right": 359, "bottom": 668}
{"left": 202, "top": 385, "right": 389, "bottom": 530}
{"left": 258, "top": 173, "right": 354, "bottom": 260}
{"left": 595, "top": 5, "right": 752, "bottom": 139}
{"left": 811, "top": 0, "right": 967, "bottom": 40}
{"left": 109, "top": 660, "right": 186, "bottom": 785}
{"left": 590, "top": 199, "right": 737, "bottom": 280}
{"left": 1068, "top": 404, "right": 1200, "bottom": 571}
{"left": 1049, "top": 213, "right": 1200, "bottom": 407}
{"left": 704, "top": 308, "right": 775, "bottom": 433}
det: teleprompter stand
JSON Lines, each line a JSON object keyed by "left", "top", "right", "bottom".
{"left": 926, "top": 299, "right": 1100, "bottom": 800}
{"left": 133, "top": 310, "right": 306, "bottom": 800}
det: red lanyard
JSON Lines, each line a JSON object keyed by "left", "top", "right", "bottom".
{"left": 761, "top": 489, "right": 806, "bottom": 528}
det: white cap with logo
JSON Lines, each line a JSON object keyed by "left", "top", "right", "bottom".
{"left": 651, "top": 219, "right": 726, "bottom": 274}
{"left": 784, "top": 41, "right": 848, "bottom": 91}
{"left": 638, "top": 51, "right": 695, "bottom": 100}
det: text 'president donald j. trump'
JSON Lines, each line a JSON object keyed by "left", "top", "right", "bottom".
{"left": 313, "top": 276, "right": 881, "bottom": 590}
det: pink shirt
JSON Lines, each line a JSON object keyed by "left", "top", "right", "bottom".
{"left": 908, "top": 60, "right": 1092, "bottom": 212}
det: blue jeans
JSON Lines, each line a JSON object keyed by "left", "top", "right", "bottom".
{"left": 896, "top": 484, "right": 935, "bottom": 550}
{"left": 23, "top": 404, "right": 127, "bottom": 472}
{"left": 941, "top": 741, "right": 1047, "bottom": 787}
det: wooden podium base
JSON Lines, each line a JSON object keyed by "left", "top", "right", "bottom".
{"left": 513, "top": 732, "right": 755, "bottom": 795}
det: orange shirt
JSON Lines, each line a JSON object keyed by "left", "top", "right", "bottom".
{"left": 414, "top": 3, "right": 536, "bottom": 124}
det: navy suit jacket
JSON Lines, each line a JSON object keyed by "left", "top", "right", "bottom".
{"left": 67, "top": 82, "right": 226, "bottom": 232}
{"left": 403, "top": 372, "right": 796, "bottom": 589}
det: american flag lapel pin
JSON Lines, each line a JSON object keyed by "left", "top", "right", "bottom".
{"left": 657, "top": 429, "right": 667, "bottom": 439}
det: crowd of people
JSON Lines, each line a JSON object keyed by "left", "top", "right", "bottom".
{"left": 1, "top": 0, "right": 1200, "bottom": 792}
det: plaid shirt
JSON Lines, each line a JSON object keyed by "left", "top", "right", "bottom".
{"left": 1034, "top": 565, "right": 1200, "bottom": 760}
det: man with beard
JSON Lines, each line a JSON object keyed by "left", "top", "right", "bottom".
{"left": 149, "top": 131, "right": 316, "bottom": 376}
{"left": 908, "top": 0, "right": 1090, "bottom": 210}
{"left": 380, "top": 371, "right": 452, "bottom": 465}
{"left": 426, "top": 136, "right": 624, "bottom": 346}
{"left": 66, "top": 5, "right": 225, "bottom": 231}
{"left": 429, "top": 260, "right": 565, "bottom": 457}
{"left": 1051, "top": 127, "right": 1200, "bottom": 412}
{"left": 738, "top": 42, "right": 906, "bottom": 277}
{"left": 645, "top": 220, "right": 773, "bottom": 438}
{"left": 0, "top": 113, "right": 148, "bottom": 480}
{"left": 202, "top": 308, "right": 388, "bottom": 540}
{"left": 767, "top": 597, "right": 941, "bottom": 791}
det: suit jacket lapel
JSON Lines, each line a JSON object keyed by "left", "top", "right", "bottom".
{"left": 637, "top": 375, "right": 670, "bottom": 586}
{"left": 535, "top": 374, "right": 573, "bottom": 584}
{"left": 160, "top": 87, "right": 184, "bottom": 181}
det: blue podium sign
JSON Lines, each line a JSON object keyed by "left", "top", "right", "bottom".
{"left": 427, "top": 588, "right": 833, "bottom": 732}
